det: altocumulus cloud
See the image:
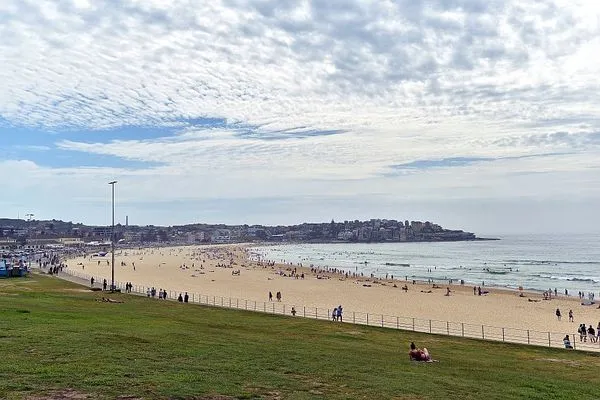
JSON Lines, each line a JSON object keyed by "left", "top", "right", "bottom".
{"left": 0, "top": 0, "right": 600, "bottom": 233}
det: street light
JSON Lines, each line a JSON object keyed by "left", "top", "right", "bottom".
{"left": 108, "top": 180, "right": 117, "bottom": 291}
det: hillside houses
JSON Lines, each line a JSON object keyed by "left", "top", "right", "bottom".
{"left": 0, "top": 217, "right": 478, "bottom": 249}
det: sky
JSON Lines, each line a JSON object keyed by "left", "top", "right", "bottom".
{"left": 1, "top": 0, "right": 600, "bottom": 235}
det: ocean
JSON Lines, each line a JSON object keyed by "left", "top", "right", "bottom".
{"left": 250, "top": 234, "right": 600, "bottom": 294}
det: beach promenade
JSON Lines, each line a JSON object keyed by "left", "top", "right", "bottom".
{"left": 60, "top": 245, "right": 600, "bottom": 352}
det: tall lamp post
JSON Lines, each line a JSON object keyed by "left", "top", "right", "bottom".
{"left": 109, "top": 181, "right": 117, "bottom": 291}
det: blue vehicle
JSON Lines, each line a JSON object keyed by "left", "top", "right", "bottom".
{"left": 0, "top": 259, "right": 29, "bottom": 278}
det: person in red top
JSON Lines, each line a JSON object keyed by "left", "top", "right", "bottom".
{"left": 409, "top": 342, "right": 434, "bottom": 362}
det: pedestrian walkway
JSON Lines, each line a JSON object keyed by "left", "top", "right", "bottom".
{"left": 50, "top": 267, "right": 600, "bottom": 353}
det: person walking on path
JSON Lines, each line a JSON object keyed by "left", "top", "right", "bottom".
{"left": 555, "top": 308, "right": 561, "bottom": 321}
{"left": 568, "top": 310, "right": 574, "bottom": 322}
{"left": 269, "top": 291, "right": 273, "bottom": 301}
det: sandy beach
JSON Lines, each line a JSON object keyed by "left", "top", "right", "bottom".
{"left": 64, "top": 244, "right": 600, "bottom": 344}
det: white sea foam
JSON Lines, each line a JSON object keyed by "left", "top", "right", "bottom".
{"left": 252, "top": 233, "right": 600, "bottom": 294}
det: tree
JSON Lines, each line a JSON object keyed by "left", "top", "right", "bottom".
{"left": 157, "top": 230, "right": 168, "bottom": 242}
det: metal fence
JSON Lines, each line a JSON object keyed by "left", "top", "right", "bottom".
{"left": 59, "top": 268, "right": 600, "bottom": 352}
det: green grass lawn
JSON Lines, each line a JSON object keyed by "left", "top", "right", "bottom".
{"left": 1, "top": 273, "right": 599, "bottom": 400}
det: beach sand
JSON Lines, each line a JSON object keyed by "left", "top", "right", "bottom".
{"left": 65, "top": 244, "right": 600, "bottom": 345}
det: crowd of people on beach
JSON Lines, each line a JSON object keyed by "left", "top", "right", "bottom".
{"left": 44, "top": 246, "right": 600, "bottom": 356}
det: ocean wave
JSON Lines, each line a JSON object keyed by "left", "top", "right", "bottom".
{"left": 567, "top": 277, "right": 600, "bottom": 283}
{"left": 531, "top": 274, "right": 599, "bottom": 283}
{"left": 503, "top": 259, "right": 600, "bottom": 265}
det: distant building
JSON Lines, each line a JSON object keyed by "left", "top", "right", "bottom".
{"left": 122, "top": 231, "right": 142, "bottom": 243}
{"left": 211, "top": 229, "right": 231, "bottom": 243}
{"left": 185, "top": 232, "right": 205, "bottom": 243}
{"left": 93, "top": 227, "right": 112, "bottom": 240}
{"left": 58, "top": 237, "right": 84, "bottom": 246}
{"left": 24, "top": 238, "right": 60, "bottom": 250}
{"left": 0, "top": 238, "right": 18, "bottom": 250}
{"left": 337, "top": 230, "right": 354, "bottom": 241}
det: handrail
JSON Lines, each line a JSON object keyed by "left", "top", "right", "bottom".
{"left": 58, "top": 268, "right": 600, "bottom": 352}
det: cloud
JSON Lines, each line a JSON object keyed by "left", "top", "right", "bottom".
{"left": 2, "top": 0, "right": 599, "bottom": 134}
{"left": 1, "top": 0, "right": 600, "bottom": 231}
{"left": 13, "top": 145, "right": 51, "bottom": 152}
{"left": 388, "top": 152, "right": 574, "bottom": 171}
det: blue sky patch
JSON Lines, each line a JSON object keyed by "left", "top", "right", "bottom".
{"left": 234, "top": 126, "right": 345, "bottom": 140}
{"left": 0, "top": 115, "right": 345, "bottom": 168}
{"left": 393, "top": 157, "right": 490, "bottom": 169}
{"left": 0, "top": 116, "right": 239, "bottom": 168}
{"left": 389, "top": 153, "right": 573, "bottom": 172}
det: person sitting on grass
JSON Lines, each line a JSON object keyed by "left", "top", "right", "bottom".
{"left": 563, "top": 335, "right": 573, "bottom": 349}
{"left": 409, "top": 342, "right": 438, "bottom": 362}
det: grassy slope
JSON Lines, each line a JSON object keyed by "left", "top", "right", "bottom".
{"left": 1, "top": 274, "right": 599, "bottom": 400}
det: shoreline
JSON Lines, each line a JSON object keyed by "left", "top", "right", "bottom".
{"left": 248, "top": 242, "right": 600, "bottom": 296}
{"left": 60, "top": 244, "right": 600, "bottom": 344}
{"left": 72, "top": 242, "right": 591, "bottom": 304}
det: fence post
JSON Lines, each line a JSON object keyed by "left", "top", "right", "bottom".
{"left": 283, "top": 305, "right": 286, "bottom": 315}
{"left": 245, "top": 300, "right": 248, "bottom": 310}
{"left": 482, "top": 325, "right": 484, "bottom": 339}
{"left": 213, "top": 296, "right": 215, "bottom": 305}
{"left": 573, "top": 333, "right": 577, "bottom": 349}
{"left": 548, "top": 332, "right": 551, "bottom": 347}
{"left": 264, "top": 302, "right": 266, "bottom": 312}
{"left": 502, "top": 328, "right": 505, "bottom": 342}
{"left": 447, "top": 321, "right": 449, "bottom": 335}
{"left": 272, "top": 303, "right": 275, "bottom": 313}
{"left": 461, "top": 323, "right": 464, "bottom": 337}
{"left": 229, "top": 298, "right": 231, "bottom": 307}
{"left": 397, "top": 316, "right": 399, "bottom": 329}
{"left": 367, "top": 313, "right": 369, "bottom": 325}
{"left": 381, "top": 315, "right": 384, "bottom": 327}
{"left": 303, "top": 306, "right": 306, "bottom": 317}
{"left": 221, "top": 297, "right": 223, "bottom": 307}
{"left": 527, "top": 330, "right": 530, "bottom": 344}
{"left": 353, "top": 312, "right": 356, "bottom": 324}
{"left": 429, "top": 320, "right": 432, "bottom": 333}
{"left": 315, "top": 307, "right": 317, "bottom": 318}
{"left": 254, "top": 301, "right": 256, "bottom": 311}
{"left": 412, "top": 318, "right": 415, "bottom": 331}
{"left": 236, "top": 299, "right": 239, "bottom": 308}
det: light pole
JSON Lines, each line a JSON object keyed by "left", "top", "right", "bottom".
{"left": 109, "top": 181, "right": 117, "bottom": 291}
